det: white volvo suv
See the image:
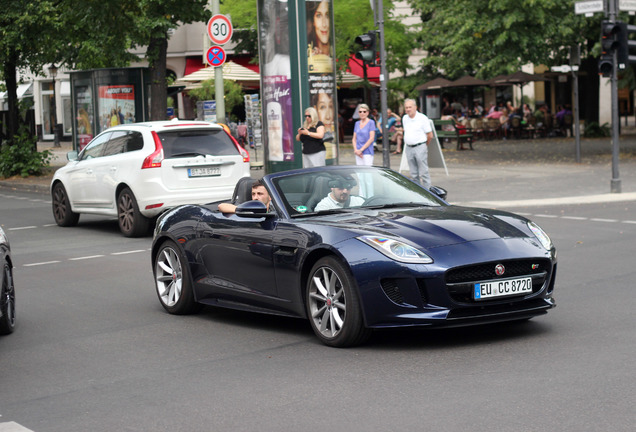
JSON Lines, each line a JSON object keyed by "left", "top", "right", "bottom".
{"left": 51, "top": 120, "right": 251, "bottom": 237}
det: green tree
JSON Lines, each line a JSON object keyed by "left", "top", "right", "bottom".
{"left": 188, "top": 79, "right": 245, "bottom": 120}
{"left": 406, "top": 0, "right": 591, "bottom": 79}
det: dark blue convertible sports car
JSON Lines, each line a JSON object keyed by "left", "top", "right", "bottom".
{"left": 151, "top": 166, "right": 556, "bottom": 347}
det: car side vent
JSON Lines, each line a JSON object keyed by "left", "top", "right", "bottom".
{"left": 380, "top": 279, "right": 404, "bottom": 305}
{"left": 416, "top": 279, "right": 428, "bottom": 305}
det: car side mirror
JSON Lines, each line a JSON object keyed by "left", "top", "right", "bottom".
{"left": 67, "top": 150, "right": 78, "bottom": 161}
{"left": 235, "top": 200, "right": 275, "bottom": 218}
{"left": 429, "top": 185, "right": 447, "bottom": 201}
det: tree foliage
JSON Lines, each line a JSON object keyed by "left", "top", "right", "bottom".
{"left": 406, "top": 0, "right": 591, "bottom": 79}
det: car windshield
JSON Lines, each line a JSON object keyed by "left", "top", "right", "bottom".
{"left": 157, "top": 129, "right": 238, "bottom": 158}
{"left": 272, "top": 167, "right": 445, "bottom": 217}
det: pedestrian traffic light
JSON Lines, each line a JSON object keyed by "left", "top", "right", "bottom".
{"left": 355, "top": 31, "right": 377, "bottom": 65}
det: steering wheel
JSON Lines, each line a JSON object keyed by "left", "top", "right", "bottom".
{"left": 363, "top": 196, "right": 390, "bottom": 206}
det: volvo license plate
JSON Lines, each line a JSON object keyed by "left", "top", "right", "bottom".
{"left": 188, "top": 167, "right": 221, "bottom": 177}
{"left": 474, "top": 277, "right": 532, "bottom": 300}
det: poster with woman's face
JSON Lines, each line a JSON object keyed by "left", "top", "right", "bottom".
{"left": 306, "top": 0, "right": 337, "bottom": 158}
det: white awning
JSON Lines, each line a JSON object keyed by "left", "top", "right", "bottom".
{"left": 0, "top": 83, "right": 33, "bottom": 100}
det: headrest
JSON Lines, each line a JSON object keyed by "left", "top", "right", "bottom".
{"left": 328, "top": 176, "right": 357, "bottom": 190}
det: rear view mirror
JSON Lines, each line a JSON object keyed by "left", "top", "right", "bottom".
{"left": 235, "top": 200, "right": 275, "bottom": 218}
{"left": 66, "top": 151, "right": 78, "bottom": 161}
{"left": 429, "top": 185, "right": 447, "bottom": 201}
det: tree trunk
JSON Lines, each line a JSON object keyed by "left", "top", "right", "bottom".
{"left": 147, "top": 34, "right": 168, "bottom": 121}
{"left": 2, "top": 49, "right": 21, "bottom": 145}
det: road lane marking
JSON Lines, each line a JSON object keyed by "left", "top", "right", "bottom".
{"left": 561, "top": 216, "right": 587, "bottom": 220}
{"left": 8, "top": 226, "right": 38, "bottom": 231}
{"left": 590, "top": 218, "right": 618, "bottom": 223}
{"left": 69, "top": 255, "right": 105, "bottom": 261}
{"left": 23, "top": 261, "right": 61, "bottom": 267}
{"left": 111, "top": 250, "right": 147, "bottom": 255}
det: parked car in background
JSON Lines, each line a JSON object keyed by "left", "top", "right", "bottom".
{"left": 50, "top": 120, "right": 251, "bottom": 237}
{"left": 0, "top": 226, "right": 15, "bottom": 335}
{"left": 151, "top": 166, "right": 557, "bottom": 347}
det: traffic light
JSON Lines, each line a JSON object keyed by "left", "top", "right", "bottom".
{"left": 599, "top": 21, "right": 628, "bottom": 77}
{"left": 355, "top": 31, "right": 377, "bottom": 65}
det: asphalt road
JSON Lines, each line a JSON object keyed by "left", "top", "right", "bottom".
{"left": 0, "top": 187, "right": 635, "bottom": 431}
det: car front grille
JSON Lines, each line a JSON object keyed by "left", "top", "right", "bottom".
{"left": 445, "top": 258, "right": 552, "bottom": 303}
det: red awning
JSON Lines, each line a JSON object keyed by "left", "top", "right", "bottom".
{"left": 184, "top": 57, "right": 206, "bottom": 76}
{"left": 347, "top": 56, "right": 380, "bottom": 82}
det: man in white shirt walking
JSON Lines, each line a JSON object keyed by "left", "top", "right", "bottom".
{"left": 402, "top": 98, "right": 434, "bottom": 189}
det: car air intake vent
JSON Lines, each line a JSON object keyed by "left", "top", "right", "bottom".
{"left": 380, "top": 279, "right": 405, "bottom": 305}
{"left": 445, "top": 259, "right": 552, "bottom": 284}
{"left": 416, "top": 279, "right": 428, "bottom": 305}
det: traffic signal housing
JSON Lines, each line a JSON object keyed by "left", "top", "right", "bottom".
{"left": 599, "top": 21, "right": 630, "bottom": 77}
{"left": 355, "top": 31, "right": 378, "bottom": 66}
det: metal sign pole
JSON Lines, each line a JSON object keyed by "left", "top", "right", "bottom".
{"left": 376, "top": 0, "right": 390, "bottom": 168}
{"left": 211, "top": 0, "right": 226, "bottom": 124}
{"left": 610, "top": 0, "right": 622, "bottom": 192}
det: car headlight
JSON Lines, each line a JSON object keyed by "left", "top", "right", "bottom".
{"left": 357, "top": 235, "right": 433, "bottom": 264}
{"left": 528, "top": 221, "right": 553, "bottom": 250}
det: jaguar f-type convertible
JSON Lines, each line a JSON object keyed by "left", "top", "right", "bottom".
{"left": 151, "top": 166, "right": 556, "bottom": 347}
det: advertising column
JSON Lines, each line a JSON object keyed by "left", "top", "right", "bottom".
{"left": 257, "top": 0, "right": 337, "bottom": 172}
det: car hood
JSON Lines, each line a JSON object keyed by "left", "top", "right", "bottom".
{"left": 307, "top": 205, "right": 531, "bottom": 248}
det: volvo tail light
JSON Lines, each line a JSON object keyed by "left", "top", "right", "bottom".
{"left": 142, "top": 131, "right": 164, "bottom": 169}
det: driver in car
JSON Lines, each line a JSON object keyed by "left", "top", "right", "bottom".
{"left": 314, "top": 177, "right": 364, "bottom": 211}
{"left": 219, "top": 179, "right": 272, "bottom": 214}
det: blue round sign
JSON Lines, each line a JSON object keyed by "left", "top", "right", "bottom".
{"left": 206, "top": 46, "right": 226, "bottom": 67}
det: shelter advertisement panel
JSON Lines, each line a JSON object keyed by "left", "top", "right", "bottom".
{"left": 306, "top": 0, "right": 337, "bottom": 160}
{"left": 75, "top": 85, "right": 95, "bottom": 150}
{"left": 97, "top": 85, "right": 135, "bottom": 133}
{"left": 258, "top": 0, "right": 294, "bottom": 162}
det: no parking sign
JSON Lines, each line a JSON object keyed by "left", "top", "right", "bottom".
{"left": 206, "top": 46, "right": 226, "bottom": 68}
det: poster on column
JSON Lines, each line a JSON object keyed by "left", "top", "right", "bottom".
{"left": 258, "top": 0, "right": 294, "bottom": 162}
{"left": 98, "top": 85, "right": 135, "bottom": 133}
{"left": 306, "top": 0, "right": 337, "bottom": 159}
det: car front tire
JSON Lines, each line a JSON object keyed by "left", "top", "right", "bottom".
{"left": 0, "top": 262, "right": 16, "bottom": 335}
{"left": 52, "top": 183, "right": 79, "bottom": 227}
{"left": 117, "top": 187, "right": 150, "bottom": 237}
{"left": 153, "top": 241, "right": 201, "bottom": 315}
{"left": 306, "top": 256, "right": 371, "bottom": 347}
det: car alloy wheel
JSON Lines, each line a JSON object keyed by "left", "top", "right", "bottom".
{"left": 117, "top": 187, "right": 150, "bottom": 237}
{"left": 153, "top": 241, "right": 200, "bottom": 315}
{"left": 52, "top": 183, "right": 79, "bottom": 227}
{"left": 0, "top": 262, "right": 16, "bottom": 335}
{"left": 307, "top": 257, "right": 371, "bottom": 347}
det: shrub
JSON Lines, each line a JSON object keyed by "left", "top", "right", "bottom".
{"left": 583, "top": 122, "right": 611, "bottom": 138}
{"left": 0, "top": 126, "right": 52, "bottom": 178}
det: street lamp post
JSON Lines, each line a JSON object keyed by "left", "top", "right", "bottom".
{"left": 48, "top": 65, "right": 60, "bottom": 148}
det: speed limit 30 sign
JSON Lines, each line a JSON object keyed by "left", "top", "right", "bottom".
{"left": 207, "top": 14, "right": 233, "bottom": 45}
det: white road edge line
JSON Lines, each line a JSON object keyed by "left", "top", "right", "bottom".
{"left": 8, "top": 226, "right": 38, "bottom": 231}
{"left": 111, "top": 250, "right": 146, "bottom": 255}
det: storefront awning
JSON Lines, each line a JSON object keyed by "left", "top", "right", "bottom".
{"left": 0, "top": 83, "right": 33, "bottom": 100}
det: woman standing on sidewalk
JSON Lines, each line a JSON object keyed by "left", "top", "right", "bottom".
{"left": 352, "top": 103, "right": 375, "bottom": 166}
{"left": 352, "top": 103, "right": 375, "bottom": 196}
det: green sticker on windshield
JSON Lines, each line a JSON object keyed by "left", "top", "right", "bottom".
{"left": 296, "top": 205, "right": 308, "bottom": 213}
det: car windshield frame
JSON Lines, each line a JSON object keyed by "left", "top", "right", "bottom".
{"left": 269, "top": 166, "right": 445, "bottom": 218}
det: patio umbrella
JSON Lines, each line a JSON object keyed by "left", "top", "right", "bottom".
{"left": 489, "top": 71, "right": 548, "bottom": 106}
{"left": 415, "top": 77, "right": 453, "bottom": 91}
{"left": 446, "top": 75, "right": 490, "bottom": 88}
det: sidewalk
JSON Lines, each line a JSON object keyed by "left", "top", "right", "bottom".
{"left": 1, "top": 134, "right": 635, "bottom": 208}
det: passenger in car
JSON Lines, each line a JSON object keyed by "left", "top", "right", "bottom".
{"left": 218, "top": 179, "right": 272, "bottom": 214}
{"left": 314, "top": 178, "right": 364, "bottom": 211}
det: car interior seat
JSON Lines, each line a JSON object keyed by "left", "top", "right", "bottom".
{"left": 305, "top": 176, "right": 333, "bottom": 211}
{"left": 231, "top": 177, "right": 255, "bottom": 205}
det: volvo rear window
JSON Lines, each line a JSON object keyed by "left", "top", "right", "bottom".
{"left": 157, "top": 129, "right": 238, "bottom": 158}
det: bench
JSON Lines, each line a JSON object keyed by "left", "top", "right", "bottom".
{"left": 433, "top": 119, "right": 474, "bottom": 150}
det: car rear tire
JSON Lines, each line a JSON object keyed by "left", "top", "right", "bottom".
{"left": 52, "top": 183, "right": 79, "bottom": 227}
{"left": 153, "top": 241, "right": 201, "bottom": 315}
{"left": 306, "top": 256, "right": 371, "bottom": 347}
{"left": 117, "top": 187, "right": 150, "bottom": 237}
{"left": 0, "top": 262, "right": 16, "bottom": 335}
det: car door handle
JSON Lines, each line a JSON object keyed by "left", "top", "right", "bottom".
{"left": 110, "top": 166, "right": 118, "bottom": 172}
{"left": 86, "top": 169, "right": 93, "bottom": 174}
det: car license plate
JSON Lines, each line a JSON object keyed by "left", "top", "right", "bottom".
{"left": 188, "top": 167, "right": 220, "bottom": 177}
{"left": 474, "top": 277, "right": 532, "bottom": 300}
